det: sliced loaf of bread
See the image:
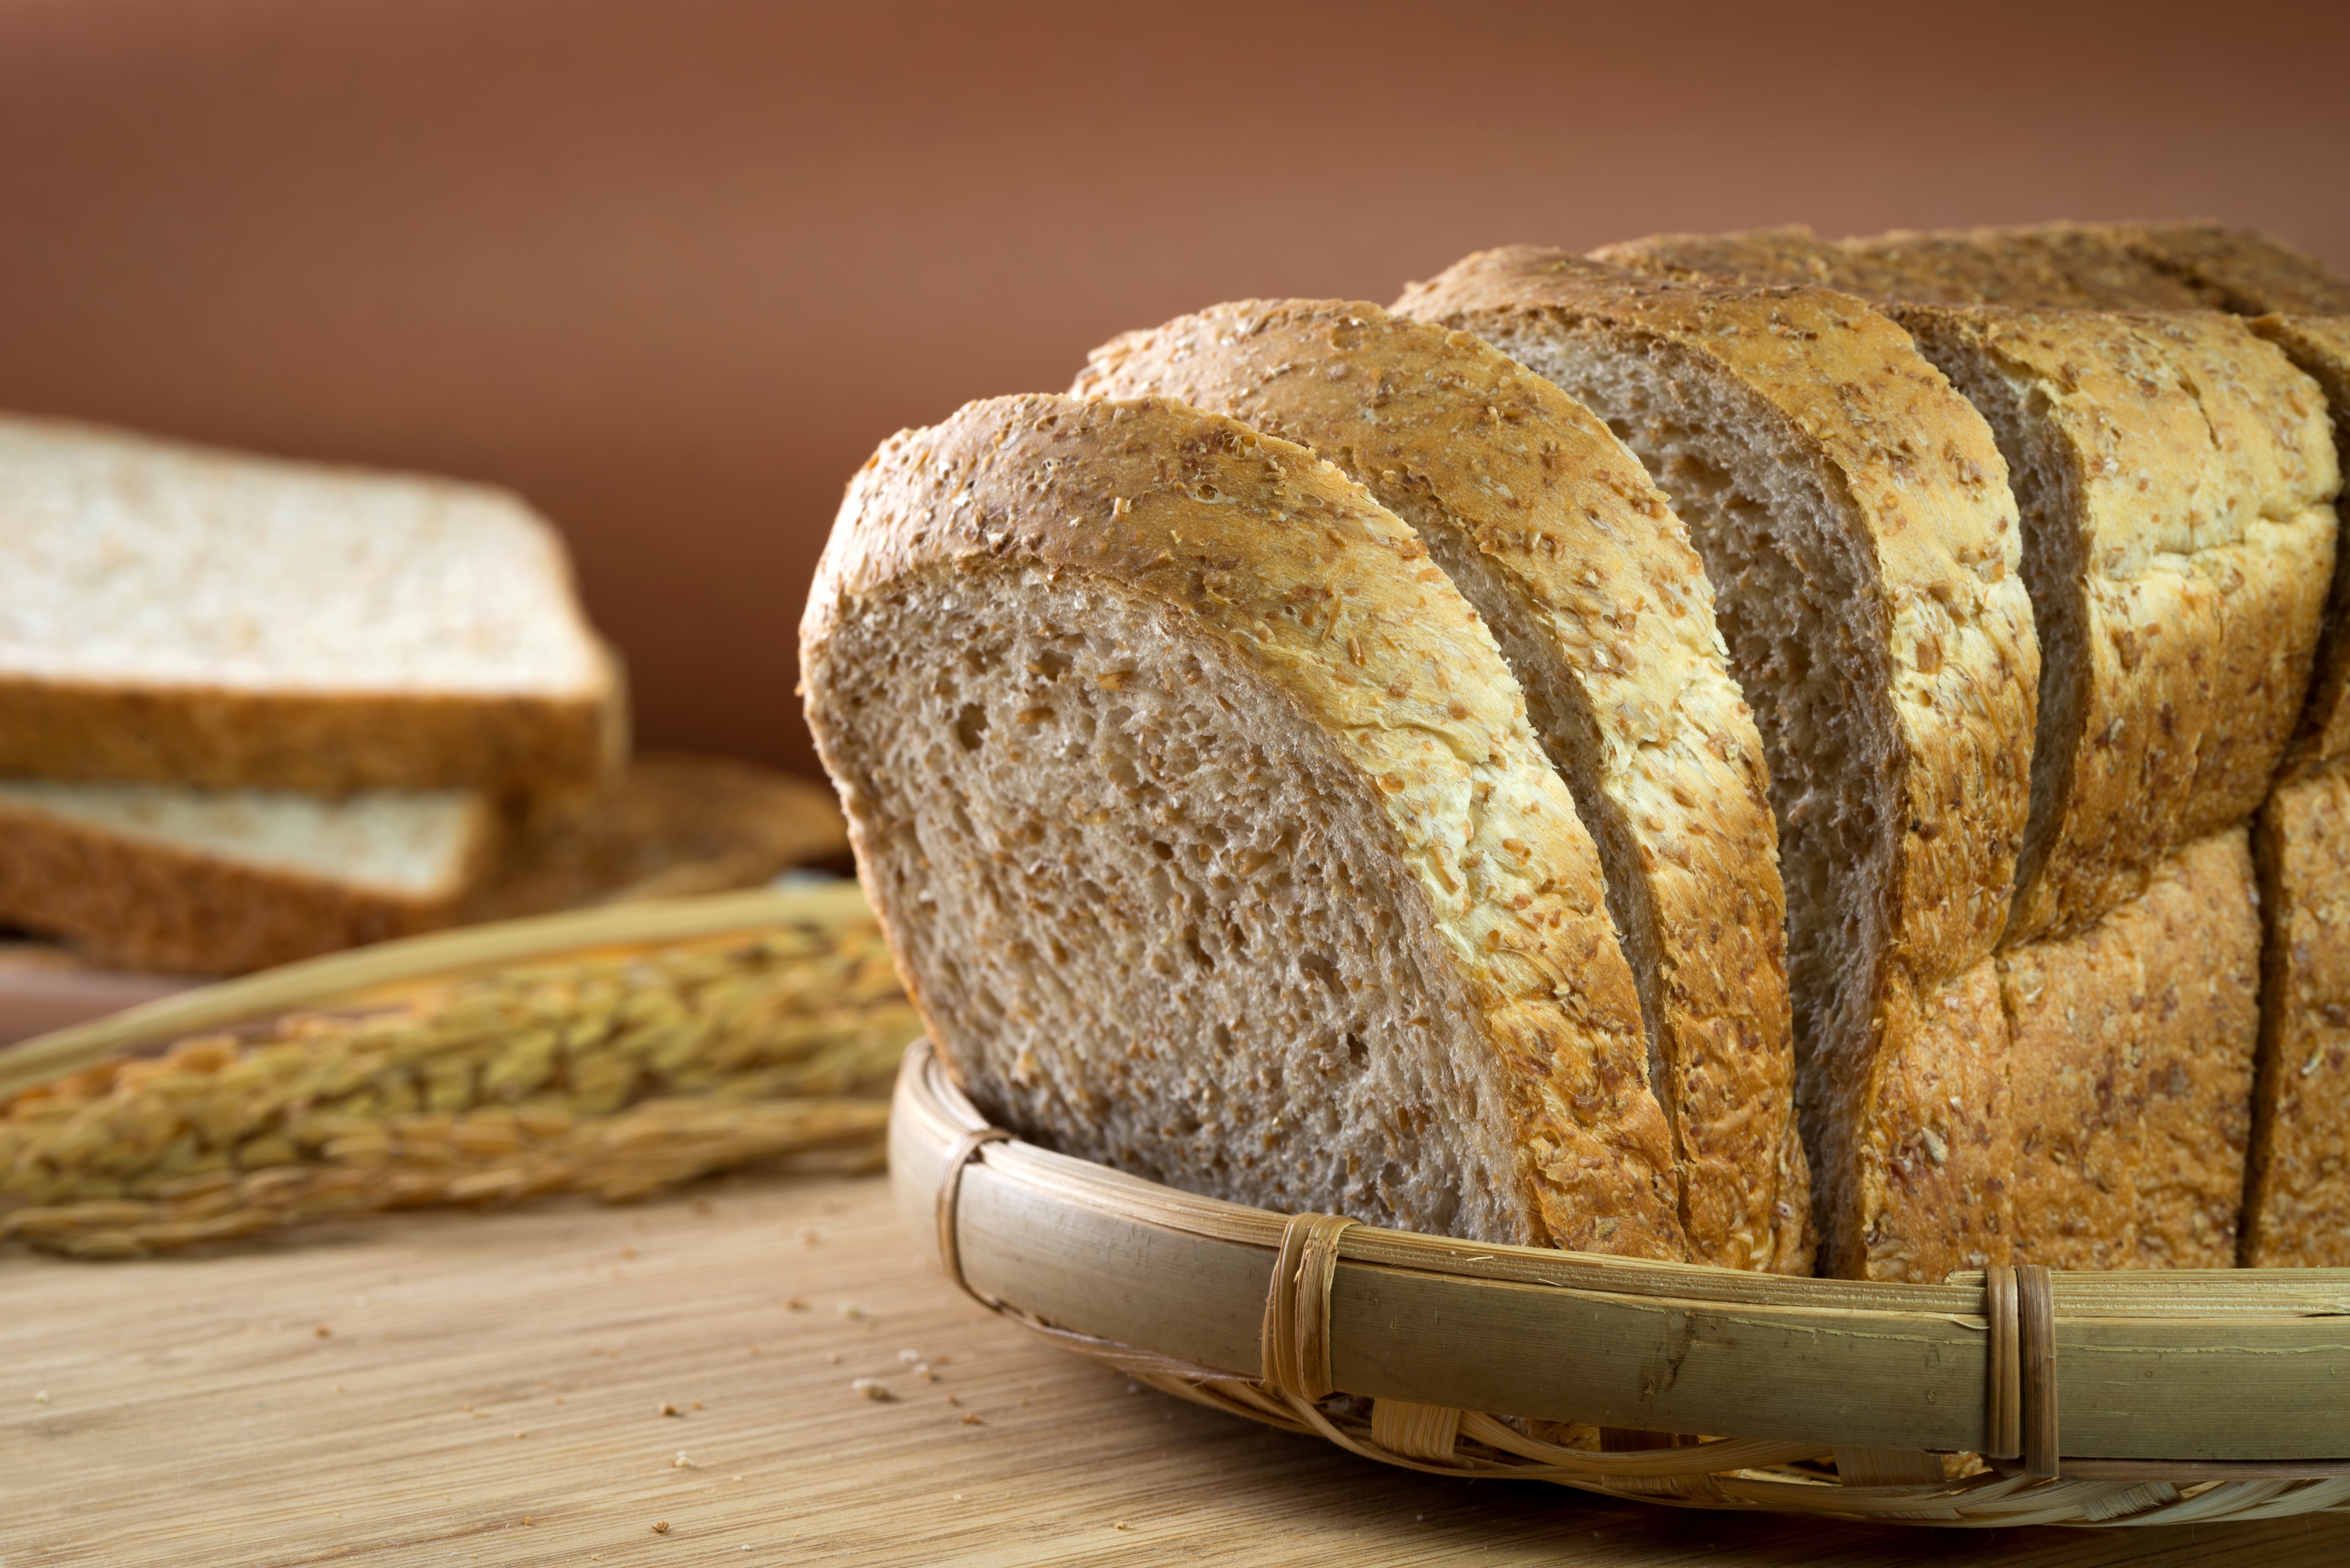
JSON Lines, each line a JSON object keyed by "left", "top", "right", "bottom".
{"left": 801, "top": 393, "right": 1686, "bottom": 1256}
{"left": 1071, "top": 300, "right": 1809, "bottom": 1272}
{"left": 0, "top": 780, "right": 497, "bottom": 974}
{"left": 1892, "top": 306, "right": 2336, "bottom": 942}
{"left": 0, "top": 415, "right": 623, "bottom": 792}
{"left": 1396, "top": 252, "right": 2038, "bottom": 1278}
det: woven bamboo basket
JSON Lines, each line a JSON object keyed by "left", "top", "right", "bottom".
{"left": 890, "top": 1039, "right": 2350, "bottom": 1528}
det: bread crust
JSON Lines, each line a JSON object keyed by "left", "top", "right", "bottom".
{"left": 1850, "top": 958, "right": 2015, "bottom": 1281}
{"left": 2122, "top": 224, "right": 2350, "bottom": 317}
{"left": 1898, "top": 306, "right": 2337, "bottom": 941}
{"left": 2251, "top": 314, "right": 2350, "bottom": 772}
{"left": 2001, "top": 828, "right": 2261, "bottom": 1272}
{"left": 1850, "top": 829, "right": 2260, "bottom": 1280}
{"left": 0, "top": 666, "right": 623, "bottom": 793}
{"left": 2248, "top": 757, "right": 2350, "bottom": 1264}
{"left": 803, "top": 393, "right": 1685, "bottom": 1257}
{"left": 1072, "top": 300, "right": 1809, "bottom": 1273}
{"left": 1398, "top": 250, "right": 2035, "bottom": 1277}
{"left": 1599, "top": 224, "right": 2208, "bottom": 311}
{"left": 0, "top": 794, "right": 495, "bottom": 974}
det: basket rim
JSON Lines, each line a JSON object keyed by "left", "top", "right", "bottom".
{"left": 889, "top": 1039, "right": 2350, "bottom": 1482}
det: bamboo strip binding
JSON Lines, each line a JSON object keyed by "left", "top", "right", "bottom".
{"left": 899, "top": 1041, "right": 2350, "bottom": 1528}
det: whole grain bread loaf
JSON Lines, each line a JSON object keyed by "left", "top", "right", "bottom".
{"left": 1396, "top": 251, "right": 2037, "bottom": 1278}
{"left": 801, "top": 392, "right": 1686, "bottom": 1256}
{"left": 0, "top": 415, "right": 623, "bottom": 792}
{"left": 1071, "top": 299, "right": 1809, "bottom": 1273}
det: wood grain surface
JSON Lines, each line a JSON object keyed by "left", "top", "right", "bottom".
{"left": 6, "top": 1173, "right": 2348, "bottom": 1566}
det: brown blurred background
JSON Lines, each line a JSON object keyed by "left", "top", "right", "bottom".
{"left": 0, "top": 0, "right": 2342, "bottom": 778}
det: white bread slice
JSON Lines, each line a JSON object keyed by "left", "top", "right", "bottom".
{"left": 801, "top": 392, "right": 1686, "bottom": 1256}
{"left": 1398, "top": 252, "right": 2039, "bottom": 1279}
{"left": 1893, "top": 307, "right": 2336, "bottom": 942}
{"left": 0, "top": 414, "right": 623, "bottom": 791}
{"left": 0, "top": 780, "right": 496, "bottom": 974}
{"left": 1072, "top": 300, "right": 1809, "bottom": 1273}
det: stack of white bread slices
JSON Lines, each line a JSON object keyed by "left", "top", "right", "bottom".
{"left": 804, "top": 221, "right": 2350, "bottom": 1280}
{"left": 0, "top": 416, "right": 843, "bottom": 981}
{"left": 0, "top": 416, "right": 620, "bottom": 975}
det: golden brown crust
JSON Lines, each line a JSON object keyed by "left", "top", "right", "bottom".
{"left": 1898, "top": 306, "right": 2336, "bottom": 941}
{"left": 1590, "top": 227, "right": 1849, "bottom": 289}
{"left": 1851, "top": 830, "right": 2261, "bottom": 1280}
{"left": 1847, "top": 959, "right": 2014, "bottom": 1282}
{"left": 468, "top": 753, "right": 850, "bottom": 921}
{"left": 1396, "top": 251, "right": 2036, "bottom": 994}
{"left": 0, "top": 797, "right": 495, "bottom": 975}
{"left": 1072, "top": 300, "right": 1809, "bottom": 1272}
{"left": 1599, "top": 224, "right": 2208, "bottom": 310}
{"left": 2247, "top": 758, "right": 2350, "bottom": 1265}
{"left": 2122, "top": 224, "right": 2350, "bottom": 316}
{"left": 0, "top": 649, "right": 626, "bottom": 793}
{"left": 2002, "top": 829, "right": 2262, "bottom": 1271}
{"left": 803, "top": 392, "right": 1685, "bottom": 1257}
{"left": 2252, "top": 314, "right": 2350, "bottom": 772}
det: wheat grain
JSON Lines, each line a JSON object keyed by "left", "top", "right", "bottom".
{"left": 1, "top": 917, "right": 914, "bottom": 1257}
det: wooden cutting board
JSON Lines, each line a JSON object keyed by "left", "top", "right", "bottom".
{"left": 5, "top": 1172, "right": 2344, "bottom": 1566}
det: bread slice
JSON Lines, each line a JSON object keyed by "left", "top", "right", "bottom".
{"left": 2247, "top": 756, "right": 2350, "bottom": 1264}
{"left": 1071, "top": 300, "right": 1809, "bottom": 1273}
{"left": 2252, "top": 315, "right": 2350, "bottom": 772}
{"left": 801, "top": 392, "right": 1686, "bottom": 1256}
{"left": 2002, "top": 828, "right": 2261, "bottom": 1270}
{"left": 0, "top": 414, "right": 623, "bottom": 792}
{"left": 2244, "top": 316, "right": 2350, "bottom": 1266}
{"left": 0, "top": 780, "right": 497, "bottom": 974}
{"left": 1396, "top": 252, "right": 2038, "bottom": 1278}
{"left": 1893, "top": 306, "right": 2336, "bottom": 942}
{"left": 2120, "top": 224, "right": 2350, "bottom": 316}
{"left": 469, "top": 752, "right": 851, "bottom": 921}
